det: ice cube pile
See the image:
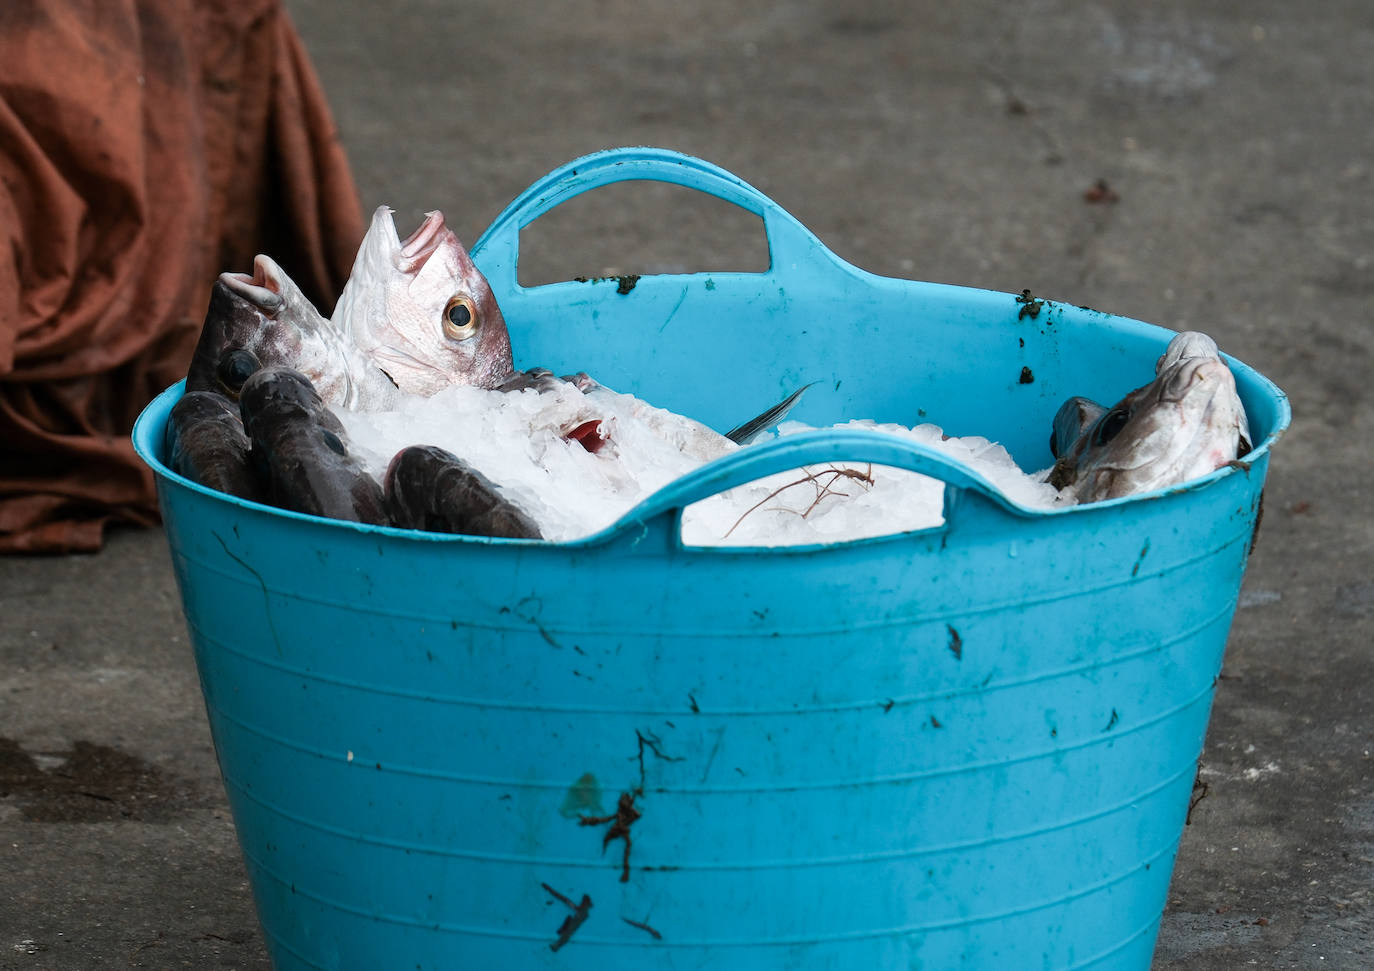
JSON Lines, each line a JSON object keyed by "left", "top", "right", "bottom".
{"left": 333, "top": 385, "right": 1064, "bottom": 547}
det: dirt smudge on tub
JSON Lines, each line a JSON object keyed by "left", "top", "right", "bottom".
{"left": 634, "top": 729, "right": 683, "bottom": 777}
{"left": 0, "top": 738, "right": 198, "bottom": 822}
{"left": 1019, "top": 366, "right": 1035, "bottom": 384}
{"left": 559, "top": 772, "right": 603, "bottom": 819}
{"left": 947, "top": 624, "right": 963, "bottom": 660}
{"left": 579, "top": 790, "right": 642, "bottom": 883}
{"left": 622, "top": 916, "right": 663, "bottom": 939}
{"left": 571, "top": 273, "right": 641, "bottom": 295}
{"left": 213, "top": 530, "right": 282, "bottom": 654}
{"left": 541, "top": 883, "right": 593, "bottom": 951}
{"left": 1132, "top": 539, "right": 1151, "bottom": 577}
{"left": 1016, "top": 288, "right": 1045, "bottom": 319}
{"left": 576, "top": 731, "right": 683, "bottom": 882}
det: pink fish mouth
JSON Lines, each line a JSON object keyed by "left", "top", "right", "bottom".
{"left": 219, "top": 255, "right": 286, "bottom": 314}
{"left": 399, "top": 210, "right": 452, "bottom": 267}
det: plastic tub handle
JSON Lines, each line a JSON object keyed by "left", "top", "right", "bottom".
{"left": 470, "top": 147, "right": 845, "bottom": 297}
{"left": 596, "top": 427, "right": 1034, "bottom": 546}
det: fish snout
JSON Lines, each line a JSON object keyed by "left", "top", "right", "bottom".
{"left": 219, "top": 270, "right": 284, "bottom": 315}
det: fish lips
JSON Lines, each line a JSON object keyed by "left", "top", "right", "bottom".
{"left": 219, "top": 270, "right": 285, "bottom": 315}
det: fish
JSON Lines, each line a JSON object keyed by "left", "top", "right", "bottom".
{"left": 494, "top": 367, "right": 577, "bottom": 395}
{"left": 384, "top": 444, "right": 542, "bottom": 539}
{"left": 164, "top": 390, "right": 258, "bottom": 501}
{"left": 186, "top": 255, "right": 399, "bottom": 410}
{"left": 238, "top": 366, "right": 388, "bottom": 524}
{"left": 332, "top": 207, "right": 514, "bottom": 396}
{"left": 725, "top": 382, "right": 819, "bottom": 444}
{"left": 1047, "top": 331, "right": 1252, "bottom": 502}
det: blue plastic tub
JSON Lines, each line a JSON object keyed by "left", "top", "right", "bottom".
{"left": 133, "top": 148, "right": 1289, "bottom": 970}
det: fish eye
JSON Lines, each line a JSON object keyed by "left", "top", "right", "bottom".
{"left": 320, "top": 428, "right": 347, "bottom": 456}
{"left": 216, "top": 347, "right": 261, "bottom": 396}
{"left": 442, "top": 296, "right": 480, "bottom": 340}
{"left": 1093, "top": 407, "right": 1131, "bottom": 447}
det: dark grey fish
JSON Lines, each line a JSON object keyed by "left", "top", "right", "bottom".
{"left": 164, "top": 391, "right": 258, "bottom": 501}
{"left": 726, "top": 382, "right": 819, "bottom": 444}
{"left": 384, "top": 445, "right": 542, "bottom": 540}
{"left": 185, "top": 281, "right": 279, "bottom": 401}
{"left": 238, "top": 366, "right": 387, "bottom": 524}
{"left": 186, "top": 258, "right": 397, "bottom": 408}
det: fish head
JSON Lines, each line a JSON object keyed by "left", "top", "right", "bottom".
{"left": 333, "top": 206, "right": 513, "bottom": 396}
{"left": 222, "top": 254, "right": 326, "bottom": 333}
{"left": 186, "top": 255, "right": 328, "bottom": 400}
{"left": 238, "top": 364, "right": 328, "bottom": 426}
{"left": 1051, "top": 331, "right": 1250, "bottom": 502}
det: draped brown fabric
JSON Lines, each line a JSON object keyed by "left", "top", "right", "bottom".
{"left": 0, "top": 0, "right": 364, "bottom": 552}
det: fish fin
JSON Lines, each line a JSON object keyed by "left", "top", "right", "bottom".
{"left": 725, "top": 382, "right": 819, "bottom": 445}
{"left": 1050, "top": 396, "right": 1106, "bottom": 459}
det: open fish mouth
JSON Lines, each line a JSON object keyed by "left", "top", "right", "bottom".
{"left": 218, "top": 255, "right": 288, "bottom": 314}
{"left": 399, "top": 210, "right": 448, "bottom": 264}
{"left": 1160, "top": 356, "right": 1227, "bottom": 402}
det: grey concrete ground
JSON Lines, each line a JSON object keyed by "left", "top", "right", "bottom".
{"left": 2, "top": 0, "right": 1371, "bottom": 967}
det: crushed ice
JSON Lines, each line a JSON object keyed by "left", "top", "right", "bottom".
{"left": 333, "top": 384, "right": 1066, "bottom": 546}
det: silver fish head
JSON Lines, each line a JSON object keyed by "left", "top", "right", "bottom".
{"left": 1051, "top": 331, "right": 1250, "bottom": 502}
{"left": 333, "top": 206, "right": 513, "bottom": 397}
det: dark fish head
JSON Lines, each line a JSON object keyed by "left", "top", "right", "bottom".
{"left": 236, "top": 366, "right": 384, "bottom": 524}
{"left": 185, "top": 256, "right": 327, "bottom": 400}
{"left": 384, "top": 444, "right": 541, "bottom": 539}
{"left": 333, "top": 207, "right": 514, "bottom": 396}
{"left": 1050, "top": 331, "right": 1250, "bottom": 502}
{"left": 237, "top": 366, "right": 331, "bottom": 437}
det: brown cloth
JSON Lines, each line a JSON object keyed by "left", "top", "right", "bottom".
{"left": 0, "top": 0, "right": 364, "bottom": 553}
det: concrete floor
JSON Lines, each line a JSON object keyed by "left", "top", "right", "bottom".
{"left": 3, "top": 0, "right": 1372, "bottom": 967}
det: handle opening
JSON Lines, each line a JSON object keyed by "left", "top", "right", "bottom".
{"left": 516, "top": 180, "right": 768, "bottom": 287}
